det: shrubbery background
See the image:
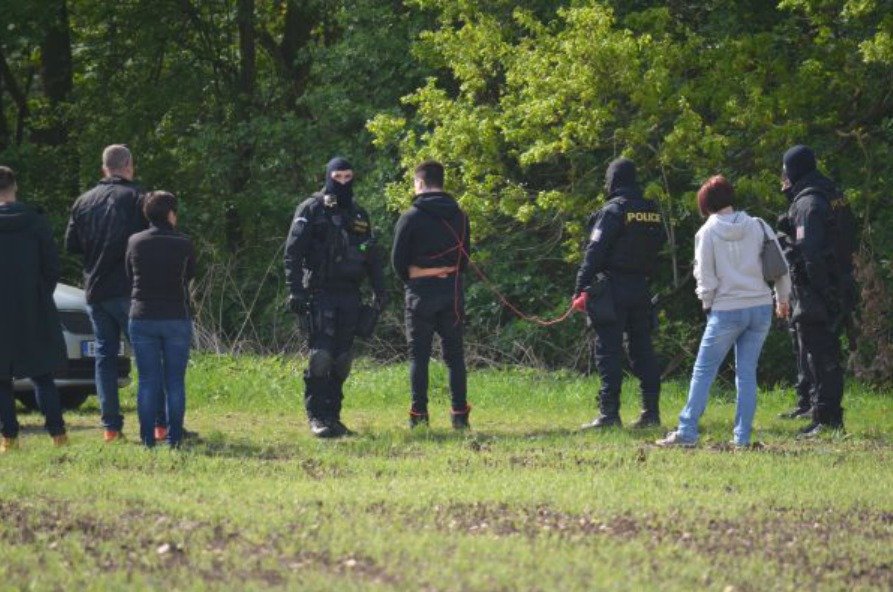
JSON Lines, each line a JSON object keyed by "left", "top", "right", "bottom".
{"left": 2, "top": 0, "right": 891, "bottom": 384}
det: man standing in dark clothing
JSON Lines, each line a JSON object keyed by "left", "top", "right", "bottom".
{"left": 391, "top": 161, "right": 472, "bottom": 430}
{"left": 777, "top": 145, "right": 849, "bottom": 436}
{"left": 779, "top": 179, "right": 857, "bottom": 421}
{"left": 574, "top": 158, "right": 666, "bottom": 430}
{"left": 65, "top": 145, "right": 146, "bottom": 442}
{"left": 284, "top": 157, "right": 387, "bottom": 438}
{"left": 0, "top": 166, "right": 68, "bottom": 451}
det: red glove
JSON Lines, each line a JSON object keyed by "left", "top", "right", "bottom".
{"left": 572, "top": 292, "right": 588, "bottom": 312}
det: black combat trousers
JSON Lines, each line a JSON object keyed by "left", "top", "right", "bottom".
{"left": 304, "top": 290, "right": 360, "bottom": 422}
{"left": 404, "top": 278, "right": 467, "bottom": 413}
{"left": 590, "top": 274, "right": 661, "bottom": 418}
{"left": 788, "top": 321, "right": 813, "bottom": 411}
{"left": 795, "top": 321, "right": 844, "bottom": 425}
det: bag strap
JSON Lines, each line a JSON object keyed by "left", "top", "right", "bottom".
{"left": 756, "top": 218, "right": 773, "bottom": 242}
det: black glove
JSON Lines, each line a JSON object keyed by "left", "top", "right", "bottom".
{"left": 288, "top": 291, "right": 311, "bottom": 315}
{"left": 372, "top": 291, "right": 389, "bottom": 311}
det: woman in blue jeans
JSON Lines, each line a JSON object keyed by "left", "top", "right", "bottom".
{"left": 126, "top": 191, "right": 195, "bottom": 448}
{"left": 658, "top": 176, "right": 790, "bottom": 448}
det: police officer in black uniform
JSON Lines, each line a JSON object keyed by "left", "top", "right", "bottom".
{"left": 284, "top": 157, "right": 387, "bottom": 438}
{"left": 575, "top": 158, "right": 666, "bottom": 429}
{"left": 779, "top": 178, "right": 857, "bottom": 420}
{"left": 776, "top": 145, "right": 848, "bottom": 437}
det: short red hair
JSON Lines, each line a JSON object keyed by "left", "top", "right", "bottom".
{"left": 697, "top": 175, "right": 735, "bottom": 217}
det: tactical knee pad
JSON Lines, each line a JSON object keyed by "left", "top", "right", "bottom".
{"left": 332, "top": 352, "right": 353, "bottom": 382}
{"left": 307, "top": 349, "right": 334, "bottom": 378}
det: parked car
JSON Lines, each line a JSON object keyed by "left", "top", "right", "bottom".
{"left": 13, "top": 283, "right": 131, "bottom": 410}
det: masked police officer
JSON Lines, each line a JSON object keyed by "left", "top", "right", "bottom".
{"left": 574, "top": 158, "right": 666, "bottom": 429}
{"left": 779, "top": 181, "right": 857, "bottom": 421}
{"left": 777, "top": 145, "right": 848, "bottom": 437}
{"left": 284, "top": 157, "right": 387, "bottom": 438}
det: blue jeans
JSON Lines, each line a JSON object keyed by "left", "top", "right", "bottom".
{"left": 86, "top": 297, "right": 131, "bottom": 431}
{"left": 677, "top": 305, "right": 772, "bottom": 446}
{"left": 129, "top": 318, "right": 192, "bottom": 448}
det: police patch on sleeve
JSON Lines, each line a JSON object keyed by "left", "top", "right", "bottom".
{"left": 590, "top": 227, "right": 603, "bottom": 242}
{"left": 796, "top": 225, "right": 805, "bottom": 241}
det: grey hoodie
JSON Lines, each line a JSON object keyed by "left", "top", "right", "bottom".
{"left": 693, "top": 210, "right": 791, "bottom": 311}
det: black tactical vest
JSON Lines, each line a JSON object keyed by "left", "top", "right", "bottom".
{"left": 606, "top": 197, "right": 665, "bottom": 276}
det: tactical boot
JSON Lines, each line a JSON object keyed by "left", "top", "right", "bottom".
{"left": 778, "top": 406, "right": 812, "bottom": 420}
{"left": 331, "top": 420, "right": 355, "bottom": 437}
{"left": 309, "top": 418, "right": 337, "bottom": 439}
{"left": 409, "top": 410, "right": 430, "bottom": 429}
{"left": 797, "top": 418, "right": 844, "bottom": 439}
{"left": 630, "top": 410, "right": 661, "bottom": 429}
{"left": 580, "top": 414, "right": 622, "bottom": 430}
{"left": 451, "top": 405, "right": 471, "bottom": 430}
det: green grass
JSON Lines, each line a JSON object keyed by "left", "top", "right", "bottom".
{"left": 1, "top": 354, "right": 891, "bottom": 591}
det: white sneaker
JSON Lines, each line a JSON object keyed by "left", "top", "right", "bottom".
{"left": 655, "top": 431, "right": 697, "bottom": 448}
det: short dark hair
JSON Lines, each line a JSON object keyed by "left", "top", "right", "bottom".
{"left": 0, "top": 166, "right": 16, "bottom": 192}
{"left": 414, "top": 160, "right": 445, "bottom": 189}
{"left": 143, "top": 191, "right": 178, "bottom": 225}
{"left": 697, "top": 175, "right": 735, "bottom": 216}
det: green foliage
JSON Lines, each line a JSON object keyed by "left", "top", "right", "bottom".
{"left": 370, "top": 0, "right": 893, "bottom": 378}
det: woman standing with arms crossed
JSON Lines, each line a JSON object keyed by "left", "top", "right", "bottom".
{"left": 126, "top": 191, "right": 195, "bottom": 448}
{"left": 658, "top": 176, "right": 790, "bottom": 448}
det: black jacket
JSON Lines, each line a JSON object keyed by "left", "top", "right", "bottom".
{"left": 575, "top": 190, "right": 666, "bottom": 294}
{"left": 391, "top": 192, "right": 471, "bottom": 285}
{"left": 284, "top": 193, "right": 385, "bottom": 295}
{"left": 65, "top": 176, "right": 147, "bottom": 304}
{"left": 0, "top": 201, "right": 65, "bottom": 379}
{"left": 125, "top": 224, "right": 196, "bottom": 319}
{"left": 783, "top": 171, "right": 840, "bottom": 298}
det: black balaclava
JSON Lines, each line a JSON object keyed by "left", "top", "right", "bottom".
{"left": 782, "top": 145, "right": 816, "bottom": 187}
{"left": 324, "top": 156, "right": 354, "bottom": 209}
{"left": 604, "top": 158, "right": 639, "bottom": 199}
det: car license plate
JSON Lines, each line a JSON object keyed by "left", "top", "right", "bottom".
{"left": 80, "top": 341, "right": 125, "bottom": 357}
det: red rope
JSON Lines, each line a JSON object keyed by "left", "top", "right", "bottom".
{"left": 438, "top": 215, "right": 575, "bottom": 328}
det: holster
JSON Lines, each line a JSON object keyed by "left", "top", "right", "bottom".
{"left": 355, "top": 304, "right": 380, "bottom": 339}
{"left": 585, "top": 274, "right": 617, "bottom": 326}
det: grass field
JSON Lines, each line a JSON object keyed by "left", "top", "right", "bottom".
{"left": 1, "top": 354, "right": 891, "bottom": 591}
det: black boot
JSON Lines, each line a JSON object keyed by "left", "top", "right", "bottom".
{"left": 309, "top": 417, "right": 338, "bottom": 439}
{"left": 409, "top": 410, "right": 429, "bottom": 429}
{"left": 451, "top": 405, "right": 471, "bottom": 430}
{"left": 629, "top": 410, "right": 660, "bottom": 429}
{"left": 580, "top": 414, "right": 622, "bottom": 430}
{"left": 778, "top": 405, "right": 812, "bottom": 420}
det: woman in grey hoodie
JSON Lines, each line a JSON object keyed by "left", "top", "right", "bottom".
{"left": 658, "top": 176, "right": 790, "bottom": 448}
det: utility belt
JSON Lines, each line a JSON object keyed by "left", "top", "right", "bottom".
{"left": 408, "top": 264, "right": 458, "bottom": 279}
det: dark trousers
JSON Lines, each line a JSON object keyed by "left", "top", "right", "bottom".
{"left": 795, "top": 321, "right": 844, "bottom": 424}
{"left": 404, "top": 284, "right": 467, "bottom": 412}
{"left": 590, "top": 276, "right": 660, "bottom": 417}
{"left": 788, "top": 322, "right": 813, "bottom": 410}
{"left": 304, "top": 290, "right": 360, "bottom": 421}
{"left": 0, "top": 375, "right": 66, "bottom": 438}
